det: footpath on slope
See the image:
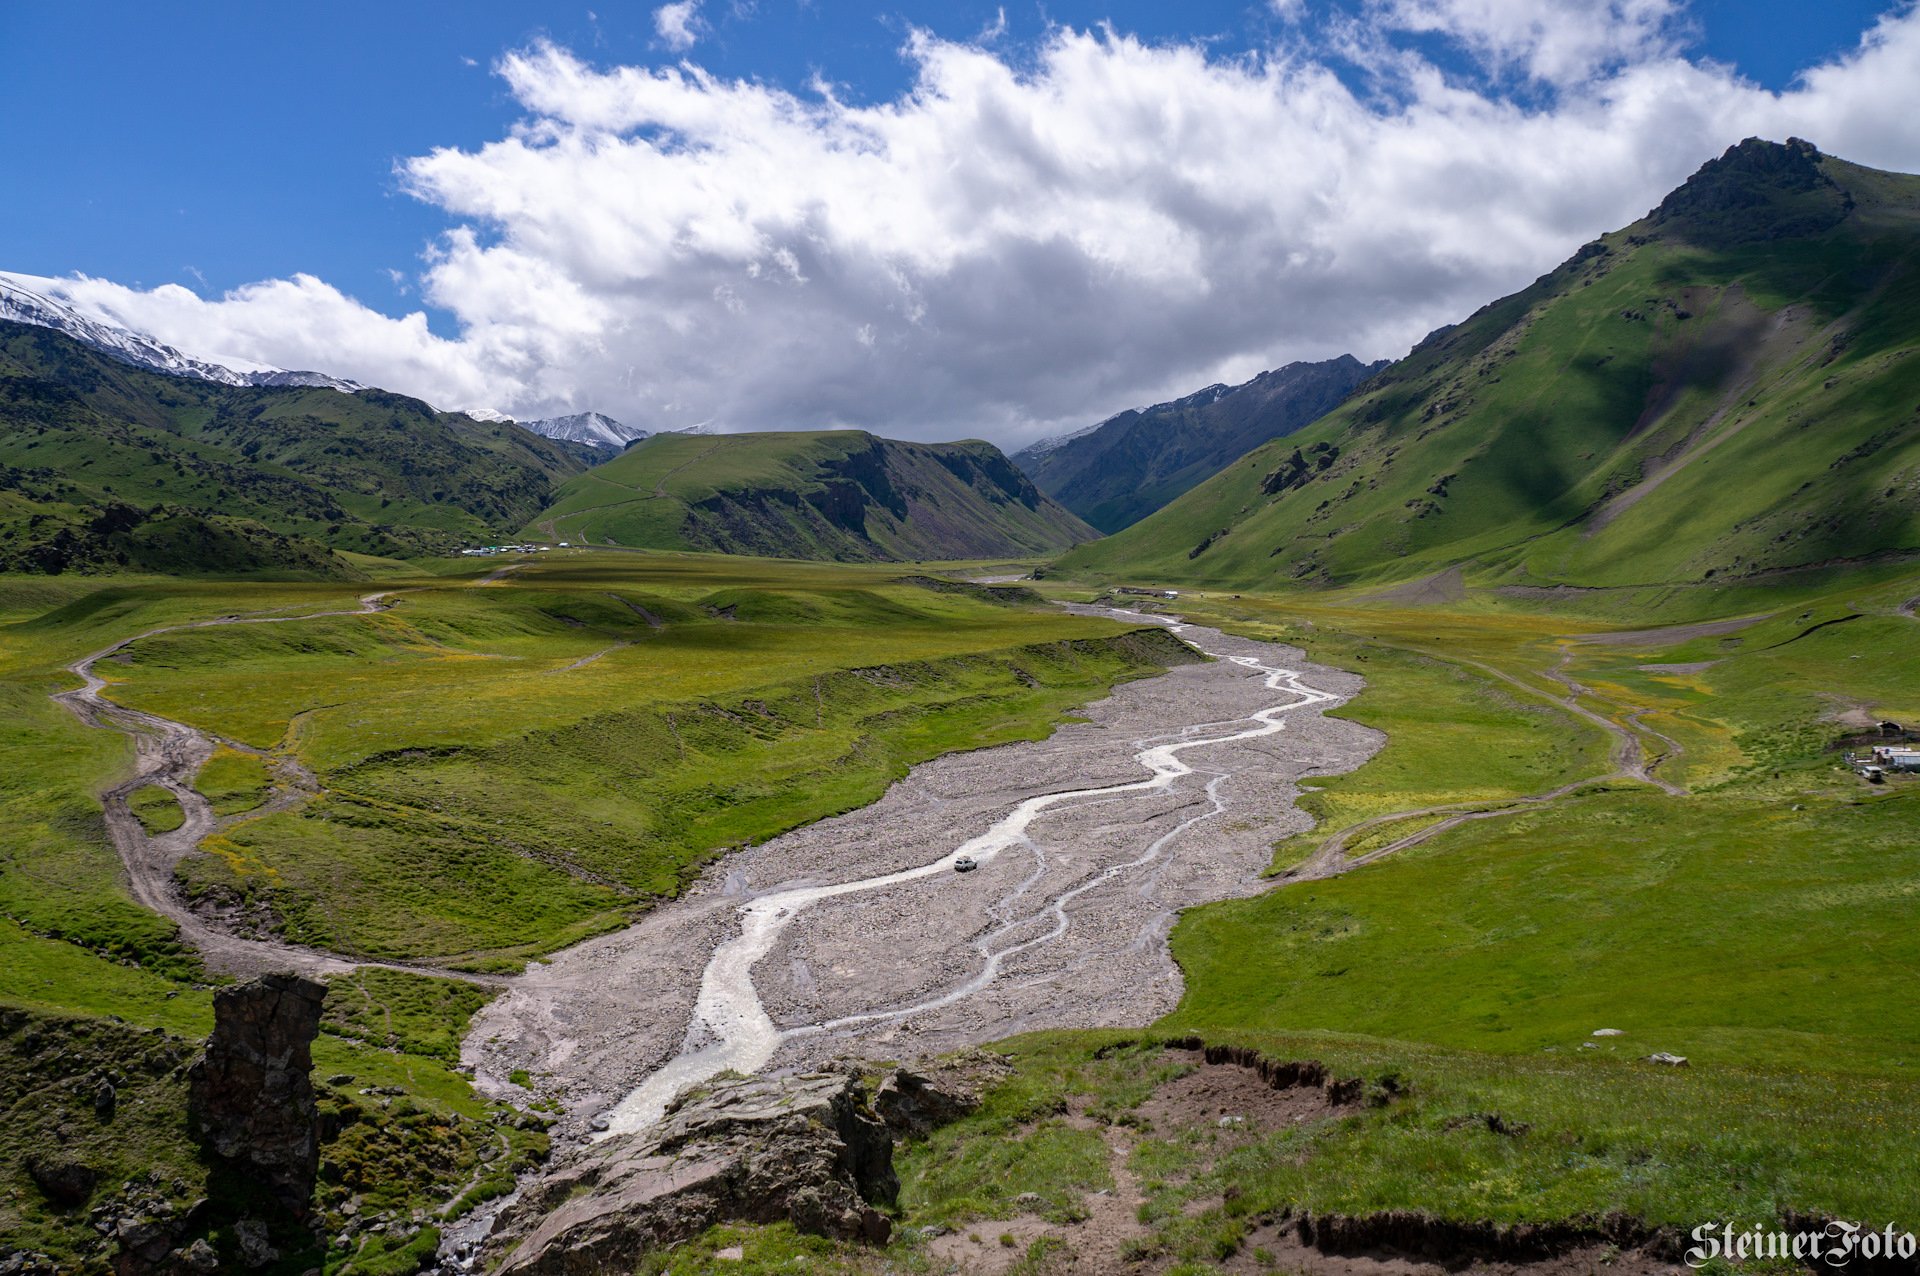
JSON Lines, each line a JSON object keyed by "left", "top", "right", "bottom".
{"left": 1284, "top": 628, "right": 1696, "bottom": 885}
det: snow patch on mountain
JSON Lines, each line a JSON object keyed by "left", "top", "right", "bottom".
{"left": 0, "top": 273, "right": 364, "bottom": 392}
{"left": 1014, "top": 418, "right": 1111, "bottom": 463}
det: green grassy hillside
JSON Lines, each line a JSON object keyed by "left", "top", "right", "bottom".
{"left": 0, "top": 322, "right": 587, "bottom": 574}
{"left": 531, "top": 429, "right": 1097, "bottom": 561}
{"left": 1059, "top": 139, "right": 1920, "bottom": 592}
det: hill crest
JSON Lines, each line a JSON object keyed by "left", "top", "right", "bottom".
{"left": 1056, "top": 139, "right": 1920, "bottom": 595}
{"left": 533, "top": 429, "right": 1097, "bottom": 562}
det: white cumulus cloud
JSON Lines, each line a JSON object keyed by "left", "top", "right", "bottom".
{"left": 1372, "top": 0, "right": 1688, "bottom": 84}
{"left": 20, "top": 7, "right": 1920, "bottom": 448}
{"left": 653, "top": 1, "right": 704, "bottom": 52}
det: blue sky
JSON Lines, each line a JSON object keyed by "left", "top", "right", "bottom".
{"left": 1, "top": 1, "right": 1895, "bottom": 310}
{"left": 4, "top": 1, "right": 1917, "bottom": 442}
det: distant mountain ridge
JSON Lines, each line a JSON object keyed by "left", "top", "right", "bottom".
{"left": 0, "top": 274, "right": 364, "bottom": 393}
{"left": 1057, "top": 138, "right": 1920, "bottom": 593}
{"left": 0, "top": 320, "right": 587, "bottom": 575}
{"left": 517, "top": 411, "right": 651, "bottom": 450}
{"left": 532, "top": 429, "right": 1098, "bottom": 562}
{"left": 1015, "top": 355, "right": 1386, "bottom": 532}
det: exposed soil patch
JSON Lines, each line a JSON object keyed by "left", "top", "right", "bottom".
{"left": 927, "top": 1217, "right": 1063, "bottom": 1272}
{"left": 915, "top": 1042, "right": 1687, "bottom": 1276}
{"left": 1139, "top": 1047, "right": 1354, "bottom": 1136}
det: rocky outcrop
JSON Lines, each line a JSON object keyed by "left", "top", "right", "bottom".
{"left": 186, "top": 973, "right": 326, "bottom": 1217}
{"left": 873, "top": 1050, "right": 1014, "bottom": 1138}
{"left": 24, "top": 1157, "right": 96, "bottom": 1208}
{"left": 489, "top": 1072, "right": 897, "bottom": 1276}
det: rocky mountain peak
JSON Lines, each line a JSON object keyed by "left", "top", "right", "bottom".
{"left": 1652, "top": 136, "right": 1851, "bottom": 246}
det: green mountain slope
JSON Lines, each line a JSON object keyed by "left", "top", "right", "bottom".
{"left": 530, "top": 429, "right": 1099, "bottom": 561}
{"left": 1058, "top": 139, "right": 1920, "bottom": 592}
{"left": 0, "top": 322, "right": 588, "bottom": 574}
{"left": 1014, "top": 354, "right": 1385, "bottom": 533}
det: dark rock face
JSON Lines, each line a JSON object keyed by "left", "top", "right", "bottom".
{"left": 186, "top": 973, "right": 327, "bottom": 1217}
{"left": 872, "top": 1050, "right": 1013, "bottom": 1138}
{"left": 24, "top": 1157, "right": 96, "bottom": 1209}
{"left": 490, "top": 1072, "right": 897, "bottom": 1276}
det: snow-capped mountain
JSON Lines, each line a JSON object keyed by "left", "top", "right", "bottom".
{"left": 0, "top": 273, "right": 364, "bottom": 392}
{"left": 1015, "top": 418, "right": 1107, "bottom": 461}
{"left": 517, "top": 411, "right": 651, "bottom": 450}
{"left": 1021, "top": 384, "right": 1239, "bottom": 460}
{"left": 245, "top": 368, "right": 366, "bottom": 391}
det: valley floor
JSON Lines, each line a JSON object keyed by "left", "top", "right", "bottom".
{"left": 465, "top": 611, "right": 1379, "bottom": 1140}
{"left": 4, "top": 552, "right": 1918, "bottom": 1274}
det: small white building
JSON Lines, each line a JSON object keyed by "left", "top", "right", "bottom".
{"left": 1871, "top": 746, "right": 1920, "bottom": 772}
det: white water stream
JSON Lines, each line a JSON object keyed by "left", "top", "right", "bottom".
{"left": 601, "top": 617, "right": 1339, "bottom": 1136}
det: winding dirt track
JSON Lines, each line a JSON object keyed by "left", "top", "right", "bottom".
{"left": 1285, "top": 645, "right": 1686, "bottom": 883}
{"left": 53, "top": 591, "right": 503, "bottom": 984}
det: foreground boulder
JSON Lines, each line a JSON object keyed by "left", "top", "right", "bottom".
{"left": 24, "top": 1156, "right": 96, "bottom": 1209}
{"left": 490, "top": 1072, "right": 897, "bottom": 1276}
{"left": 872, "top": 1049, "right": 1013, "bottom": 1137}
{"left": 186, "top": 973, "right": 327, "bottom": 1217}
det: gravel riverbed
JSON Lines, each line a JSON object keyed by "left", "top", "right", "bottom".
{"left": 463, "top": 611, "right": 1383, "bottom": 1136}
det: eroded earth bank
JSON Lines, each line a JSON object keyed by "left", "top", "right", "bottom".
{"left": 464, "top": 609, "right": 1383, "bottom": 1138}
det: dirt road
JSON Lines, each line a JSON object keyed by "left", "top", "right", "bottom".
{"left": 1285, "top": 643, "right": 1687, "bottom": 883}
{"left": 53, "top": 592, "right": 502, "bottom": 984}
{"left": 464, "top": 611, "right": 1382, "bottom": 1136}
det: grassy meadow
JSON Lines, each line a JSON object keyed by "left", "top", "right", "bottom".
{"left": 6, "top": 540, "right": 1918, "bottom": 1271}
{"left": 0, "top": 548, "right": 1198, "bottom": 1270}
{"left": 494, "top": 565, "right": 1920, "bottom": 1275}
{"left": 887, "top": 566, "right": 1920, "bottom": 1259}
{"left": 79, "top": 552, "right": 1180, "bottom": 966}
{"left": 0, "top": 549, "right": 1189, "bottom": 984}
